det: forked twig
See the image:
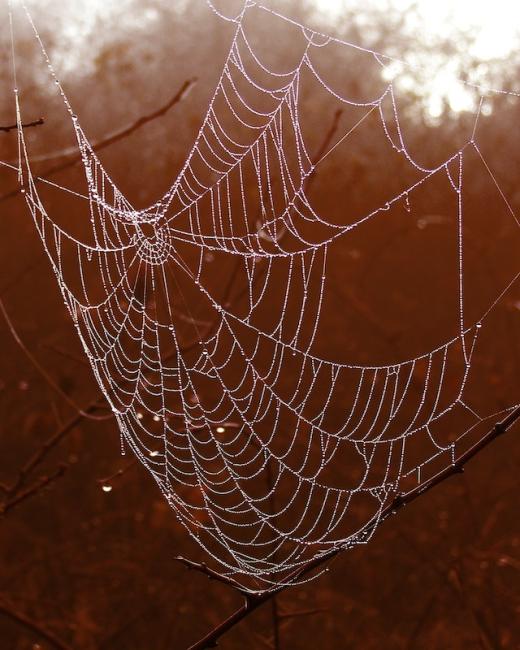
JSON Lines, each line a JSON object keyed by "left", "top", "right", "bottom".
{"left": 0, "top": 78, "right": 196, "bottom": 202}
{"left": 0, "top": 80, "right": 197, "bottom": 510}
{"left": 187, "top": 406, "right": 520, "bottom": 649}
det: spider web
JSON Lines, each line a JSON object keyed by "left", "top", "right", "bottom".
{"left": 5, "top": 0, "right": 520, "bottom": 591}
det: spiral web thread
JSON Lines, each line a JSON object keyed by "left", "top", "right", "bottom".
{"left": 5, "top": 0, "right": 520, "bottom": 592}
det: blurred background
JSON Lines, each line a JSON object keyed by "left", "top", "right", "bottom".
{"left": 0, "top": 0, "right": 519, "bottom": 648}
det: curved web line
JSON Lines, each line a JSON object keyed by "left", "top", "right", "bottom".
{"left": 7, "top": 0, "right": 520, "bottom": 589}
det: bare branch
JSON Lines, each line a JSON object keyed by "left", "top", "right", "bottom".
{"left": 0, "top": 117, "right": 44, "bottom": 133}
{"left": 174, "top": 556, "right": 249, "bottom": 595}
{"left": 187, "top": 406, "right": 520, "bottom": 650}
{"left": 177, "top": 107, "right": 345, "bottom": 355}
{"left": 96, "top": 459, "right": 138, "bottom": 487}
{"left": 0, "top": 78, "right": 196, "bottom": 202}
{"left": 0, "top": 464, "right": 68, "bottom": 516}
{"left": 4, "top": 397, "right": 104, "bottom": 500}
{"left": 0, "top": 296, "right": 110, "bottom": 420}
{"left": 88, "top": 78, "right": 196, "bottom": 154}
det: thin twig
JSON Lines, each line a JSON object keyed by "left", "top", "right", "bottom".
{"left": 174, "top": 556, "right": 248, "bottom": 594}
{"left": 0, "top": 296, "right": 110, "bottom": 420}
{"left": 0, "top": 117, "right": 44, "bottom": 133}
{"left": 0, "top": 78, "right": 196, "bottom": 202}
{"left": 0, "top": 600, "right": 72, "bottom": 650}
{"left": 0, "top": 81, "right": 197, "bottom": 508}
{"left": 96, "top": 459, "right": 138, "bottom": 486}
{"left": 174, "top": 111, "right": 345, "bottom": 638}
{"left": 4, "top": 397, "right": 104, "bottom": 499}
{"left": 1, "top": 464, "right": 68, "bottom": 516}
{"left": 185, "top": 107, "right": 344, "bottom": 348}
{"left": 187, "top": 406, "right": 520, "bottom": 649}
{"left": 38, "top": 341, "right": 90, "bottom": 367}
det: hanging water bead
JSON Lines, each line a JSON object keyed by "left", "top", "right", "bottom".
{"left": 102, "top": 485, "right": 112, "bottom": 493}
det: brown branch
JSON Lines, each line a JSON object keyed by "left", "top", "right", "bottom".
{"left": 0, "top": 295, "right": 111, "bottom": 420}
{"left": 171, "top": 114, "right": 346, "bottom": 630}
{"left": 0, "top": 464, "right": 68, "bottom": 516}
{"left": 38, "top": 341, "right": 90, "bottom": 367}
{"left": 0, "top": 117, "right": 44, "bottom": 133}
{"left": 4, "top": 397, "right": 104, "bottom": 500}
{"left": 0, "top": 76, "right": 195, "bottom": 502}
{"left": 0, "top": 78, "right": 196, "bottom": 202}
{"left": 174, "top": 556, "right": 248, "bottom": 594}
{"left": 0, "top": 600, "right": 72, "bottom": 650}
{"left": 179, "top": 107, "right": 345, "bottom": 353}
{"left": 83, "top": 77, "right": 197, "bottom": 156}
{"left": 308, "top": 108, "right": 343, "bottom": 178}
{"left": 187, "top": 405, "right": 520, "bottom": 650}
{"left": 96, "top": 458, "right": 138, "bottom": 487}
